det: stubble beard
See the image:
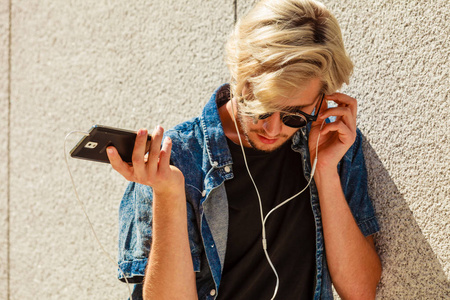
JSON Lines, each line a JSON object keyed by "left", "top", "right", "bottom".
{"left": 236, "top": 110, "right": 292, "bottom": 153}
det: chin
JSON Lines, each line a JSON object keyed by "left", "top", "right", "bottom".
{"left": 247, "top": 134, "right": 288, "bottom": 152}
{"left": 254, "top": 145, "right": 282, "bottom": 152}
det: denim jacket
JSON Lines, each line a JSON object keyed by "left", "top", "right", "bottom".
{"left": 117, "top": 84, "right": 380, "bottom": 300}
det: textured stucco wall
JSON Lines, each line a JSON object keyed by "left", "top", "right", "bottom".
{"left": 8, "top": 0, "right": 231, "bottom": 299}
{"left": 325, "top": 1, "right": 450, "bottom": 298}
{"left": 2, "top": 0, "right": 449, "bottom": 299}
{"left": 0, "top": 0, "right": 10, "bottom": 299}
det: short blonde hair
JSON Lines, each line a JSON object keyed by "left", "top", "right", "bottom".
{"left": 226, "top": 0, "right": 353, "bottom": 114}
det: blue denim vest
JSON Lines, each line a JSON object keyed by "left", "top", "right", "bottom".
{"left": 117, "top": 84, "right": 380, "bottom": 300}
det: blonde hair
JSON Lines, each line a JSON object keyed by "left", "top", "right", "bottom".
{"left": 226, "top": 0, "right": 353, "bottom": 114}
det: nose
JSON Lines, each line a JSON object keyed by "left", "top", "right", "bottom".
{"left": 262, "top": 112, "right": 283, "bottom": 137}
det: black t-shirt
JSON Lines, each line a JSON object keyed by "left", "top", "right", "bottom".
{"left": 217, "top": 139, "right": 316, "bottom": 300}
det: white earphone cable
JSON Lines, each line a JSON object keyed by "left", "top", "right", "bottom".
{"left": 229, "top": 99, "right": 324, "bottom": 300}
{"left": 64, "top": 131, "right": 133, "bottom": 300}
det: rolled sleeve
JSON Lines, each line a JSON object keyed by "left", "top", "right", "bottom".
{"left": 117, "top": 182, "right": 203, "bottom": 282}
{"left": 117, "top": 182, "right": 153, "bottom": 283}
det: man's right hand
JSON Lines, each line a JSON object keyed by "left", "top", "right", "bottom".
{"left": 107, "top": 125, "right": 185, "bottom": 199}
{"left": 109, "top": 126, "right": 196, "bottom": 299}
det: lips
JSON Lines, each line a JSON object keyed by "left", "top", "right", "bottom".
{"left": 257, "top": 134, "right": 278, "bottom": 144}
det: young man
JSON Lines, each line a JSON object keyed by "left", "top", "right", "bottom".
{"left": 107, "top": 0, "right": 382, "bottom": 299}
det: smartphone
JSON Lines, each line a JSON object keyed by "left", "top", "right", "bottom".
{"left": 70, "top": 125, "right": 152, "bottom": 164}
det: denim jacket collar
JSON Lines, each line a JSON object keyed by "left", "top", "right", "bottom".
{"left": 199, "top": 84, "right": 234, "bottom": 170}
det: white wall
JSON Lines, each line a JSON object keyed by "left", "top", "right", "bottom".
{"left": 1, "top": 1, "right": 10, "bottom": 299}
{"left": 7, "top": 0, "right": 231, "bottom": 298}
{"left": 326, "top": 1, "right": 449, "bottom": 298}
{"left": 1, "top": 0, "right": 449, "bottom": 299}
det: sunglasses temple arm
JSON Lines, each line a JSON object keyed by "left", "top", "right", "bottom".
{"left": 314, "top": 94, "right": 325, "bottom": 120}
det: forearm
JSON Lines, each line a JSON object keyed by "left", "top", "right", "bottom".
{"left": 143, "top": 193, "right": 197, "bottom": 300}
{"left": 315, "top": 170, "right": 381, "bottom": 300}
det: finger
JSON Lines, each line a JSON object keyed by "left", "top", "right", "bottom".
{"left": 325, "top": 93, "right": 357, "bottom": 117}
{"left": 107, "top": 146, "right": 135, "bottom": 181}
{"left": 320, "top": 120, "right": 356, "bottom": 144}
{"left": 132, "top": 128, "right": 149, "bottom": 165}
{"left": 158, "top": 137, "right": 173, "bottom": 174}
{"left": 146, "top": 125, "right": 164, "bottom": 175}
{"left": 318, "top": 106, "right": 356, "bottom": 132}
{"left": 131, "top": 128, "right": 150, "bottom": 181}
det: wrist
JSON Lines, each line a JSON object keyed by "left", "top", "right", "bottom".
{"left": 153, "top": 183, "right": 186, "bottom": 214}
{"left": 153, "top": 186, "right": 184, "bottom": 200}
{"left": 313, "top": 166, "right": 340, "bottom": 187}
{"left": 152, "top": 172, "right": 185, "bottom": 200}
{"left": 153, "top": 192, "right": 187, "bottom": 228}
{"left": 153, "top": 187, "right": 185, "bottom": 207}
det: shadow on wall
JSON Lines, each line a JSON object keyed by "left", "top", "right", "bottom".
{"left": 362, "top": 136, "right": 450, "bottom": 299}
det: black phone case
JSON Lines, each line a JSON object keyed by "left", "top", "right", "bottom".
{"left": 70, "top": 125, "right": 152, "bottom": 164}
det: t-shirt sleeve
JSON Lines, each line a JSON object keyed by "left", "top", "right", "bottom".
{"left": 338, "top": 128, "right": 380, "bottom": 237}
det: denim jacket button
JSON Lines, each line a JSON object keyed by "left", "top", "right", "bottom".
{"left": 210, "top": 289, "right": 216, "bottom": 296}
{"left": 224, "top": 166, "right": 231, "bottom": 173}
{"left": 202, "top": 190, "right": 206, "bottom": 197}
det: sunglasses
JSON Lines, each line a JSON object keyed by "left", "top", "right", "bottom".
{"left": 256, "top": 93, "right": 325, "bottom": 128}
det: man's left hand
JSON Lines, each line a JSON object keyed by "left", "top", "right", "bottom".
{"left": 308, "top": 92, "right": 357, "bottom": 172}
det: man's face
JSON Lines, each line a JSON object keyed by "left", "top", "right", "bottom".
{"left": 236, "top": 78, "right": 323, "bottom": 152}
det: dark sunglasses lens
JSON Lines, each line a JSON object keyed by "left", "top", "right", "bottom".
{"left": 282, "top": 114, "right": 307, "bottom": 128}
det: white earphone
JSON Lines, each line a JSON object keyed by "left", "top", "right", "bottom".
{"left": 229, "top": 97, "right": 323, "bottom": 300}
